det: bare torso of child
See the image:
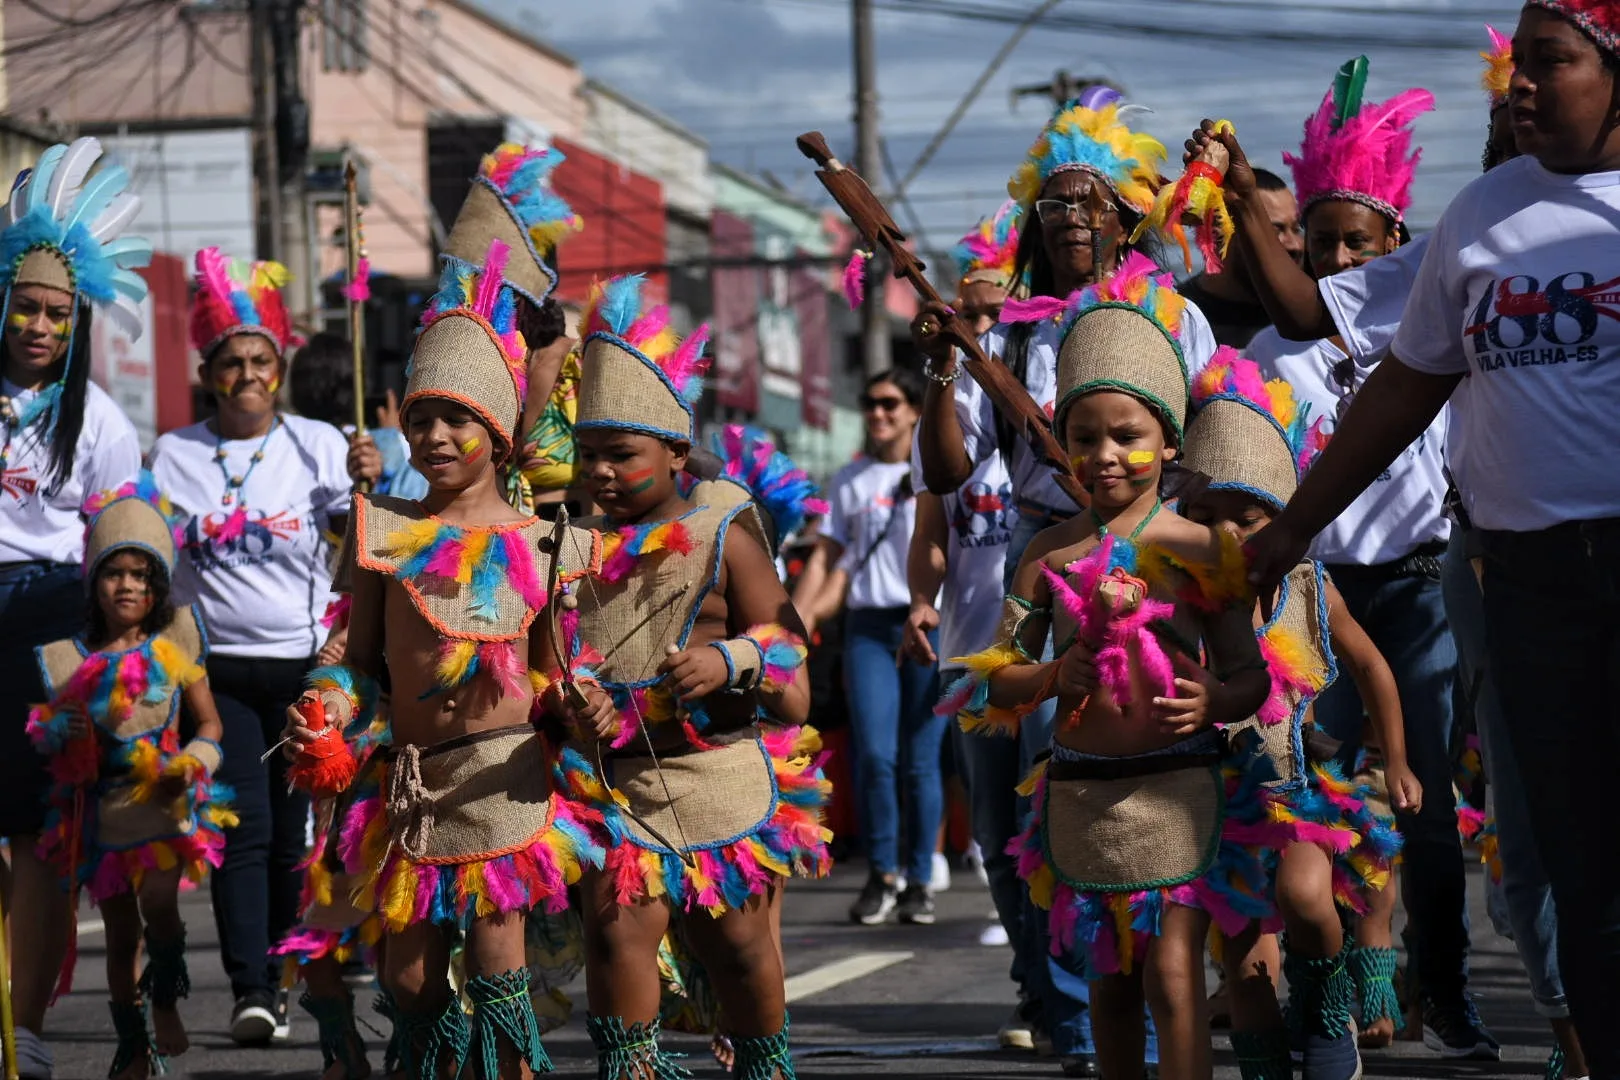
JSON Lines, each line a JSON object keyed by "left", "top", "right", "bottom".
{"left": 1043, "top": 512, "right": 1225, "bottom": 760}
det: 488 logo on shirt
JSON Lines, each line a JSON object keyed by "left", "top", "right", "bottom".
{"left": 1465, "top": 271, "right": 1619, "bottom": 371}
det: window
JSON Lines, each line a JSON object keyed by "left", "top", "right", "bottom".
{"left": 321, "top": 0, "right": 369, "bottom": 73}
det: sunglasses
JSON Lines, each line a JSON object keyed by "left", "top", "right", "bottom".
{"left": 861, "top": 394, "right": 907, "bottom": 412}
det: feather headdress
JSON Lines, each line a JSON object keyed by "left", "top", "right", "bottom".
{"left": 442, "top": 142, "right": 582, "bottom": 306}
{"left": 189, "top": 247, "right": 295, "bottom": 358}
{"left": 1, "top": 138, "right": 152, "bottom": 430}
{"left": 81, "top": 468, "right": 186, "bottom": 583}
{"left": 1008, "top": 86, "right": 1165, "bottom": 217}
{"left": 1526, "top": 0, "right": 1620, "bottom": 59}
{"left": 1481, "top": 25, "right": 1514, "bottom": 109}
{"left": 951, "top": 201, "right": 1023, "bottom": 290}
{"left": 577, "top": 274, "right": 711, "bottom": 443}
{"left": 1284, "top": 57, "right": 1434, "bottom": 224}
{"left": 1002, "top": 251, "right": 1191, "bottom": 441}
{"left": 1184, "top": 350, "right": 1328, "bottom": 511}
{"left": 404, "top": 239, "right": 529, "bottom": 450}
{"left": 708, "top": 424, "right": 829, "bottom": 545}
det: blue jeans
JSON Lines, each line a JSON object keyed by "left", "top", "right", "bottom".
{"left": 842, "top": 606, "right": 945, "bottom": 887}
{"left": 1479, "top": 522, "right": 1620, "bottom": 1078}
{"left": 0, "top": 561, "right": 84, "bottom": 836}
{"left": 1314, "top": 561, "right": 1469, "bottom": 1003}
{"left": 1441, "top": 533, "right": 1565, "bottom": 1018}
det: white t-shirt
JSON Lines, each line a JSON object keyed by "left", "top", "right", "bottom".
{"left": 1320, "top": 233, "right": 1430, "bottom": 363}
{"left": 936, "top": 455, "right": 1014, "bottom": 664}
{"left": 1247, "top": 326, "right": 1450, "bottom": 564}
{"left": 823, "top": 456, "right": 914, "bottom": 611}
{"left": 1393, "top": 156, "right": 1620, "bottom": 532}
{"left": 0, "top": 380, "right": 141, "bottom": 564}
{"left": 148, "top": 414, "right": 352, "bottom": 658}
{"left": 954, "top": 299, "right": 1220, "bottom": 513}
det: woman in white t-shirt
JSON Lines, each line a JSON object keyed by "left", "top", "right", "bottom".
{"left": 793, "top": 369, "right": 945, "bottom": 928}
{"left": 147, "top": 250, "right": 352, "bottom": 1046}
{"left": 0, "top": 138, "right": 148, "bottom": 1080}
{"left": 1248, "top": 6, "right": 1620, "bottom": 1073}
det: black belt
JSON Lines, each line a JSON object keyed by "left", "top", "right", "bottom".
{"left": 1045, "top": 740, "right": 1227, "bottom": 782}
{"left": 1324, "top": 540, "right": 1448, "bottom": 584}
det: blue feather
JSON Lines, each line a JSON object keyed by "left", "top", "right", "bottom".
{"left": 599, "top": 275, "right": 645, "bottom": 335}
{"left": 64, "top": 165, "right": 127, "bottom": 235}
{"left": 100, "top": 236, "right": 153, "bottom": 268}
{"left": 23, "top": 146, "right": 66, "bottom": 214}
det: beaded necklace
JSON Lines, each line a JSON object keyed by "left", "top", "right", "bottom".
{"left": 1090, "top": 498, "right": 1161, "bottom": 543}
{"left": 213, "top": 416, "right": 282, "bottom": 509}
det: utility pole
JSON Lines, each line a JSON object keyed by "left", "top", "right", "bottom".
{"left": 249, "top": 0, "right": 313, "bottom": 325}
{"left": 1011, "top": 70, "right": 1122, "bottom": 109}
{"left": 249, "top": 0, "right": 283, "bottom": 263}
{"left": 852, "top": 0, "right": 891, "bottom": 378}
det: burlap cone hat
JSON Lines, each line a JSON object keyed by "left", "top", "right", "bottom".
{"left": 405, "top": 239, "right": 529, "bottom": 452}
{"left": 1183, "top": 350, "right": 1328, "bottom": 512}
{"left": 1043, "top": 252, "right": 1191, "bottom": 444}
{"left": 577, "top": 274, "right": 711, "bottom": 444}
{"left": 442, "top": 142, "right": 582, "bottom": 307}
{"left": 82, "top": 470, "right": 183, "bottom": 586}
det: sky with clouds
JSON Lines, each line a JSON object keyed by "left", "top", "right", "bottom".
{"left": 491, "top": 0, "right": 1519, "bottom": 262}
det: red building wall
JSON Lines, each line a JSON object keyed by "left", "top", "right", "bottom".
{"left": 551, "top": 137, "right": 667, "bottom": 308}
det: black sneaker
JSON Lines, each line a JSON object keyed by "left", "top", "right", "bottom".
{"left": 230, "top": 989, "right": 278, "bottom": 1045}
{"left": 896, "top": 883, "right": 936, "bottom": 925}
{"left": 1421, "top": 996, "right": 1501, "bottom": 1061}
{"left": 849, "top": 872, "right": 898, "bottom": 925}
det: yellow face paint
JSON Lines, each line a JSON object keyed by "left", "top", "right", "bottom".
{"left": 1127, "top": 451, "right": 1155, "bottom": 465}
{"left": 5, "top": 313, "right": 26, "bottom": 332}
{"left": 265, "top": 375, "right": 282, "bottom": 395}
{"left": 459, "top": 437, "right": 486, "bottom": 464}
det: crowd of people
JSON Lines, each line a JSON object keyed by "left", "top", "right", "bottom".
{"left": 0, "top": 2, "right": 1616, "bottom": 1080}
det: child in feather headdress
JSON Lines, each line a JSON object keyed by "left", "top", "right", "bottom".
{"left": 27, "top": 471, "right": 232, "bottom": 1080}
{"left": 279, "top": 241, "right": 600, "bottom": 1080}
{"left": 953, "top": 256, "right": 1278, "bottom": 1080}
{"left": 1179, "top": 353, "right": 1418, "bottom": 1079}
{"left": 542, "top": 274, "right": 828, "bottom": 1080}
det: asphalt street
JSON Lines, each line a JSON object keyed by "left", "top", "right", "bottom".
{"left": 34, "top": 862, "right": 1551, "bottom": 1079}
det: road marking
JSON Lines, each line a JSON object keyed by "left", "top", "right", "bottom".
{"left": 78, "top": 919, "right": 105, "bottom": 936}
{"left": 783, "top": 951, "right": 912, "bottom": 1003}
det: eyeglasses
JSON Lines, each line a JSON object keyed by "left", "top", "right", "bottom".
{"left": 861, "top": 395, "right": 906, "bottom": 412}
{"left": 1035, "top": 197, "right": 1118, "bottom": 225}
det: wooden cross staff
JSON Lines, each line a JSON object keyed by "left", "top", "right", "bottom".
{"left": 796, "top": 132, "right": 1087, "bottom": 509}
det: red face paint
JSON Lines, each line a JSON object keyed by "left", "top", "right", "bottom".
{"left": 1126, "top": 450, "right": 1156, "bottom": 487}
{"left": 624, "top": 465, "right": 657, "bottom": 494}
{"left": 459, "top": 437, "right": 486, "bottom": 465}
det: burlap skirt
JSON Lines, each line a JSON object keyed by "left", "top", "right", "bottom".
{"left": 340, "top": 726, "right": 602, "bottom": 932}
{"left": 555, "top": 725, "right": 832, "bottom": 914}
{"left": 1013, "top": 743, "right": 1286, "bottom": 978}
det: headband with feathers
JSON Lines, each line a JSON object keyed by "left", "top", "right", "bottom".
{"left": 1525, "top": 0, "right": 1620, "bottom": 60}
{"left": 189, "top": 247, "right": 296, "bottom": 358}
{"left": 1, "top": 138, "right": 152, "bottom": 430}
{"left": 1482, "top": 25, "right": 1514, "bottom": 109}
{"left": 1284, "top": 57, "right": 1433, "bottom": 224}
{"left": 1007, "top": 87, "right": 1165, "bottom": 217}
{"left": 951, "top": 201, "right": 1023, "bottom": 289}
{"left": 577, "top": 274, "right": 711, "bottom": 443}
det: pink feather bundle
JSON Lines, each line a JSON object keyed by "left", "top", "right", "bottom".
{"left": 662, "top": 324, "right": 711, "bottom": 400}
{"left": 1285, "top": 85, "right": 1434, "bottom": 221}
{"left": 841, "top": 249, "right": 869, "bottom": 310}
{"left": 623, "top": 303, "right": 671, "bottom": 350}
{"left": 213, "top": 505, "right": 249, "bottom": 547}
{"left": 473, "top": 240, "right": 509, "bottom": 320}
{"left": 342, "top": 257, "right": 371, "bottom": 303}
{"left": 1001, "top": 293, "right": 1078, "bottom": 324}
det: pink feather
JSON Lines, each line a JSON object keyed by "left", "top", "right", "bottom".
{"left": 423, "top": 537, "right": 465, "bottom": 579}
{"left": 662, "top": 324, "right": 711, "bottom": 395}
{"left": 214, "top": 505, "right": 248, "bottom": 546}
{"left": 195, "top": 247, "right": 236, "bottom": 311}
{"left": 934, "top": 671, "right": 977, "bottom": 717}
{"left": 1001, "top": 293, "right": 1075, "bottom": 324}
{"left": 342, "top": 257, "right": 371, "bottom": 302}
{"left": 473, "top": 239, "right": 510, "bottom": 319}
{"left": 480, "top": 641, "right": 529, "bottom": 700}
{"left": 841, "top": 250, "right": 869, "bottom": 310}
{"left": 501, "top": 531, "right": 546, "bottom": 610}
{"left": 1286, "top": 86, "right": 1434, "bottom": 218}
{"left": 623, "top": 304, "right": 671, "bottom": 349}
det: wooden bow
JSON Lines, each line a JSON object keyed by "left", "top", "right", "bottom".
{"left": 541, "top": 508, "right": 696, "bottom": 866}
{"left": 796, "top": 131, "right": 1087, "bottom": 509}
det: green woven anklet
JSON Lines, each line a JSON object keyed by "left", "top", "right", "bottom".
{"left": 731, "top": 1013, "right": 796, "bottom": 1080}
{"left": 108, "top": 1000, "right": 165, "bottom": 1079}
{"left": 1283, "top": 936, "right": 1356, "bottom": 1040}
{"left": 1347, "top": 945, "right": 1401, "bottom": 1026}
{"left": 586, "top": 1014, "right": 693, "bottom": 1080}
{"left": 1229, "top": 1028, "right": 1294, "bottom": 1080}
{"left": 300, "top": 992, "right": 367, "bottom": 1078}
{"left": 136, "top": 930, "right": 190, "bottom": 1009}
{"left": 465, "top": 968, "right": 552, "bottom": 1078}
{"left": 396, "top": 992, "right": 471, "bottom": 1079}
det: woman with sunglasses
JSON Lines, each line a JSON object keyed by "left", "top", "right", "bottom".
{"left": 1249, "top": 5, "right": 1620, "bottom": 1074}
{"left": 793, "top": 368, "right": 947, "bottom": 928}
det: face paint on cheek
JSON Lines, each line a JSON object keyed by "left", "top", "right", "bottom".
{"left": 1126, "top": 450, "right": 1156, "bottom": 487}
{"left": 458, "top": 437, "right": 486, "bottom": 464}
{"left": 623, "top": 465, "right": 658, "bottom": 494}
{"left": 6, "top": 313, "right": 27, "bottom": 333}
{"left": 1069, "top": 454, "right": 1092, "bottom": 491}
{"left": 264, "top": 375, "right": 282, "bottom": 395}
{"left": 214, "top": 377, "right": 237, "bottom": 397}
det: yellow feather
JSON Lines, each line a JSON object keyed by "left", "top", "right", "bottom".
{"left": 383, "top": 518, "right": 444, "bottom": 562}
{"left": 437, "top": 640, "right": 479, "bottom": 687}
{"left": 1016, "top": 760, "right": 1046, "bottom": 798}
{"left": 379, "top": 864, "right": 417, "bottom": 931}
{"left": 1110, "top": 895, "right": 1136, "bottom": 975}
{"left": 640, "top": 850, "right": 667, "bottom": 898}
{"left": 456, "top": 531, "right": 490, "bottom": 585}
{"left": 1265, "top": 378, "right": 1298, "bottom": 431}
{"left": 751, "top": 840, "right": 791, "bottom": 879}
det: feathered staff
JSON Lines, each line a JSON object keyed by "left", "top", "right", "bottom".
{"left": 342, "top": 161, "right": 371, "bottom": 491}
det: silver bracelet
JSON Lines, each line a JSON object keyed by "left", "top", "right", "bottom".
{"left": 923, "top": 355, "right": 961, "bottom": 385}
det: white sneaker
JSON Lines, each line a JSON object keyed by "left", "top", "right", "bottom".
{"left": 979, "top": 922, "right": 1010, "bottom": 947}
{"left": 930, "top": 852, "right": 952, "bottom": 892}
{"left": 966, "top": 841, "right": 990, "bottom": 886}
